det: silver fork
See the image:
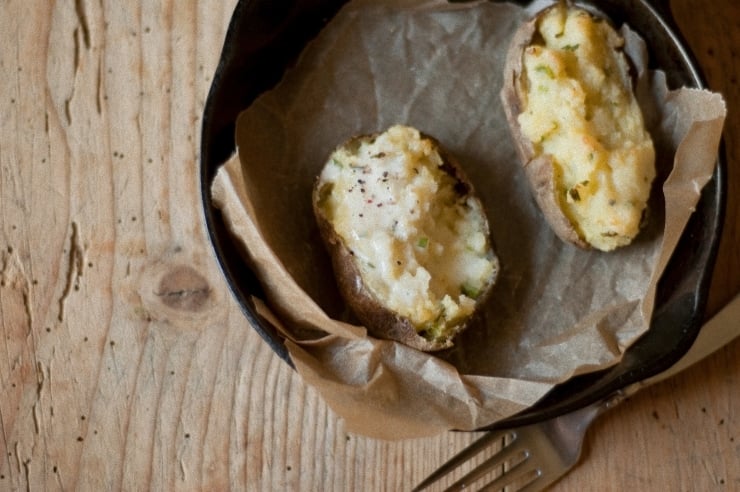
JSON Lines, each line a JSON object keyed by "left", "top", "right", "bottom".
{"left": 413, "top": 293, "right": 740, "bottom": 492}
{"left": 412, "top": 391, "right": 623, "bottom": 492}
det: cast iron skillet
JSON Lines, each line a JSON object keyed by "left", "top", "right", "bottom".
{"left": 200, "top": 0, "right": 726, "bottom": 431}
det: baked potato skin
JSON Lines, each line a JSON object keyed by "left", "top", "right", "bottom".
{"left": 312, "top": 133, "right": 495, "bottom": 352}
{"left": 501, "top": 4, "right": 652, "bottom": 250}
{"left": 314, "top": 204, "right": 447, "bottom": 351}
{"left": 501, "top": 9, "right": 589, "bottom": 249}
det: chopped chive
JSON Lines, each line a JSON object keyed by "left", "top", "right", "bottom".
{"left": 461, "top": 283, "right": 480, "bottom": 299}
{"left": 534, "top": 65, "right": 555, "bottom": 78}
{"left": 417, "top": 237, "right": 429, "bottom": 248}
{"left": 562, "top": 44, "right": 580, "bottom": 51}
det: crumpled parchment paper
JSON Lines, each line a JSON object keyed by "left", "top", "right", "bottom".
{"left": 211, "top": 0, "right": 726, "bottom": 439}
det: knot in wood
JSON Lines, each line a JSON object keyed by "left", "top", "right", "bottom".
{"left": 155, "top": 265, "right": 211, "bottom": 312}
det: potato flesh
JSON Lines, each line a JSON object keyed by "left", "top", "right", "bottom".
{"left": 517, "top": 6, "right": 655, "bottom": 251}
{"left": 318, "top": 125, "right": 496, "bottom": 338}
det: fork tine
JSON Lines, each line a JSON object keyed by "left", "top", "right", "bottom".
{"left": 442, "top": 437, "right": 529, "bottom": 492}
{"left": 478, "top": 457, "right": 541, "bottom": 492}
{"left": 512, "top": 473, "right": 551, "bottom": 492}
{"left": 512, "top": 466, "right": 566, "bottom": 492}
{"left": 412, "top": 431, "right": 512, "bottom": 492}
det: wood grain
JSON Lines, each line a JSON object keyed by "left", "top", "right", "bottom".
{"left": 0, "top": 0, "right": 737, "bottom": 490}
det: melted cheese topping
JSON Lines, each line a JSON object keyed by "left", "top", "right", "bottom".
{"left": 317, "top": 125, "right": 497, "bottom": 338}
{"left": 517, "top": 5, "right": 655, "bottom": 251}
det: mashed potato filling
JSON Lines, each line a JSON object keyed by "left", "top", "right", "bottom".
{"left": 317, "top": 125, "right": 497, "bottom": 339}
{"left": 517, "top": 5, "right": 655, "bottom": 251}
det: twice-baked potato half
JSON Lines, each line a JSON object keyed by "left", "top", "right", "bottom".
{"left": 501, "top": 2, "right": 656, "bottom": 251}
{"left": 313, "top": 125, "right": 499, "bottom": 351}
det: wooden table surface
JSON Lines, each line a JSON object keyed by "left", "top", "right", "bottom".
{"left": 1, "top": 0, "right": 737, "bottom": 490}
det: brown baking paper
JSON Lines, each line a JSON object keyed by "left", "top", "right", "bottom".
{"left": 210, "top": 0, "right": 726, "bottom": 439}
